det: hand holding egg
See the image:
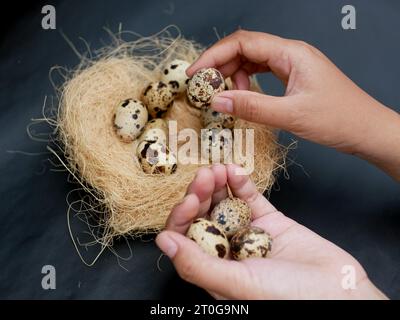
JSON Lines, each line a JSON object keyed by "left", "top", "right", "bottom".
{"left": 158, "top": 165, "right": 274, "bottom": 262}
{"left": 156, "top": 164, "right": 280, "bottom": 299}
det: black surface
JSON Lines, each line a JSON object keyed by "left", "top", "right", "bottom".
{"left": 0, "top": 0, "right": 399, "bottom": 299}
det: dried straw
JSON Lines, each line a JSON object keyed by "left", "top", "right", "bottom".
{"left": 42, "top": 27, "right": 284, "bottom": 264}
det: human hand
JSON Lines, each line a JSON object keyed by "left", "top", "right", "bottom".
{"left": 187, "top": 30, "right": 400, "bottom": 179}
{"left": 156, "top": 164, "right": 387, "bottom": 299}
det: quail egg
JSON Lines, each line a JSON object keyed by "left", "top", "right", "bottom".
{"left": 201, "top": 106, "right": 236, "bottom": 129}
{"left": 161, "top": 59, "right": 191, "bottom": 94}
{"left": 113, "top": 98, "right": 148, "bottom": 142}
{"left": 142, "top": 81, "right": 175, "bottom": 118}
{"left": 136, "top": 141, "right": 177, "bottom": 174}
{"left": 139, "top": 118, "right": 168, "bottom": 145}
{"left": 186, "top": 218, "right": 230, "bottom": 258}
{"left": 187, "top": 68, "right": 225, "bottom": 108}
{"left": 145, "top": 118, "right": 169, "bottom": 132}
{"left": 210, "top": 197, "right": 251, "bottom": 238}
{"left": 200, "top": 123, "right": 233, "bottom": 164}
{"left": 230, "top": 226, "right": 272, "bottom": 261}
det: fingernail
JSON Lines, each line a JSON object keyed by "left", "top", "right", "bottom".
{"left": 212, "top": 95, "right": 233, "bottom": 113}
{"left": 156, "top": 232, "right": 178, "bottom": 258}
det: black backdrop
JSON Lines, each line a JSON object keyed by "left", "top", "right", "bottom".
{"left": 0, "top": 0, "right": 399, "bottom": 299}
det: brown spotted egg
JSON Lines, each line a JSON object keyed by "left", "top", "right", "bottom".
{"left": 142, "top": 81, "right": 175, "bottom": 119}
{"left": 161, "top": 59, "right": 191, "bottom": 94}
{"left": 210, "top": 197, "right": 251, "bottom": 238}
{"left": 186, "top": 218, "right": 229, "bottom": 258}
{"left": 187, "top": 68, "right": 225, "bottom": 108}
{"left": 136, "top": 141, "right": 177, "bottom": 174}
{"left": 200, "top": 123, "right": 233, "bottom": 164}
{"left": 139, "top": 118, "right": 168, "bottom": 145}
{"left": 113, "top": 99, "right": 148, "bottom": 142}
{"left": 230, "top": 226, "right": 272, "bottom": 261}
{"left": 201, "top": 106, "right": 236, "bottom": 129}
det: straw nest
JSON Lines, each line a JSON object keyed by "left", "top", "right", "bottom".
{"left": 44, "top": 28, "right": 284, "bottom": 258}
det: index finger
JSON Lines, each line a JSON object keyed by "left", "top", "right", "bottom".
{"left": 226, "top": 164, "right": 278, "bottom": 219}
{"left": 186, "top": 30, "right": 289, "bottom": 80}
{"left": 226, "top": 164, "right": 296, "bottom": 238}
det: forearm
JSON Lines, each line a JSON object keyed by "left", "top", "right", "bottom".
{"left": 351, "top": 100, "right": 400, "bottom": 181}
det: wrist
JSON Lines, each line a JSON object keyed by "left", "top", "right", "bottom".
{"left": 346, "top": 101, "right": 400, "bottom": 180}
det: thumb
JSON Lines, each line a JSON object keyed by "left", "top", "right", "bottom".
{"left": 211, "top": 90, "right": 294, "bottom": 128}
{"left": 156, "top": 230, "right": 252, "bottom": 299}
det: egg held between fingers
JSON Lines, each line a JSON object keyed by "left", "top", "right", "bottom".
{"left": 187, "top": 68, "right": 225, "bottom": 109}
{"left": 142, "top": 81, "right": 176, "bottom": 118}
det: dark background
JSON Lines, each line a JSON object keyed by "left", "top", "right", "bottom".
{"left": 0, "top": 0, "right": 399, "bottom": 299}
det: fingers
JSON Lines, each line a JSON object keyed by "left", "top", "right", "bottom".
{"left": 251, "top": 211, "right": 297, "bottom": 239}
{"left": 156, "top": 231, "right": 252, "bottom": 299}
{"left": 226, "top": 164, "right": 297, "bottom": 237}
{"left": 226, "top": 164, "right": 277, "bottom": 219}
{"left": 165, "top": 194, "right": 200, "bottom": 234}
{"left": 186, "top": 167, "right": 215, "bottom": 216}
{"left": 211, "top": 90, "right": 296, "bottom": 129}
{"left": 166, "top": 164, "right": 296, "bottom": 241}
{"left": 231, "top": 69, "right": 250, "bottom": 90}
{"left": 210, "top": 164, "right": 228, "bottom": 208}
{"left": 166, "top": 167, "right": 214, "bottom": 234}
{"left": 159, "top": 164, "right": 299, "bottom": 299}
{"left": 186, "top": 30, "right": 298, "bottom": 129}
{"left": 167, "top": 165, "right": 227, "bottom": 233}
{"left": 218, "top": 55, "right": 242, "bottom": 77}
{"left": 186, "top": 30, "right": 290, "bottom": 83}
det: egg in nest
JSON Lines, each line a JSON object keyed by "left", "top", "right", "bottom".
{"left": 113, "top": 99, "right": 148, "bottom": 142}
{"left": 161, "top": 59, "right": 191, "bottom": 94}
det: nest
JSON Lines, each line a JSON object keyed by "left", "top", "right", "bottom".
{"left": 44, "top": 27, "right": 284, "bottom": 263}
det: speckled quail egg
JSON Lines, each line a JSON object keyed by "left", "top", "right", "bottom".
{"left": 144, "top": 118, "right": 169, "bottom": 132}
{"left": 187, "top": 68, "right": 225, "bottom": 108}
{"left": 186, "top": 218, "right": 230, "bottom": 258}
{"left": 210, "top": 197, "right": 251, "bottom": 238}
{"left": 136, "top": 141, "right": 177, "bottom": 174}
{"left": 113, "top": 98, "right": 148, "bottom": 142}
{"left": 161, "top": 59, "right": 191, "bottom": 94}
{"left": 139, "top": 118, "right": 168, "bottom": 145}
{"left": 230, "top": 226, "right": 272, "bottom": 261}
{"left": 201, "top": 106, "right": 236, "bottom": 129}
{"left": 200, "top": 123, "right": 233, "bottom": 164}
{"left": 142, "top": 81, "right": 175, "bottom": 118}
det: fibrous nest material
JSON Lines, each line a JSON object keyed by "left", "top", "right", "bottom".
{"left": 43, "top": 27, "right": 285, "bottom": 263}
